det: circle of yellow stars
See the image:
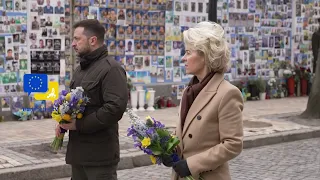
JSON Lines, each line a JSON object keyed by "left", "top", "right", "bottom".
{"left": 28, "top": 76, "right": 43, "bottom": 91}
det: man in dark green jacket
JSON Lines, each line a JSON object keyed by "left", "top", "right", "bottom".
{"left": 312, "top": 18, "right": 320, "bottom": 73}
{"left": 57, "top": 19, "right": 128, "bottom": 180}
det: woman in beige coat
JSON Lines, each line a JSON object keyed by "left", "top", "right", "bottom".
{"left": 162, "top": 22, "right": 244, "bottom": 180}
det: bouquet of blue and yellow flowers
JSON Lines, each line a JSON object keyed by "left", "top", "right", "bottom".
{"left": 50, "top": 87, "right": 89, "bottom": 152}
{"left": 13, "top": 109, "right": 32, "bottom": 121}
{"left": 127, "top": 108, "right": 200, "bottom": 180}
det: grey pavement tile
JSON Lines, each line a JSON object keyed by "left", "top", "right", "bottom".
{"left": 18, "top": 160, "right": 33, "bottom": 165}
{"left": 111, "top": 138, "right": 320, "bottom": 180}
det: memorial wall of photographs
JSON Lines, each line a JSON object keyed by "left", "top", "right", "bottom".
{"left": 0, "top": 0, "right": 28, "bottom": 112}
{"left": 216, "top": 0, "right": 294, "bottom": 81}
{"left": 311, "top": 0, "right": 320, "bottom": 41}
{"left": 0, "top": 0, "right": 28, "bottom": 94}
{"left": 28, "top": 0, "right": 72, "bottom": 88}
{"left": 293, "top": 0, "right": 316, "bottom": 70}
{"left": 72, "top": 0, "right": 209, "bottom": 85}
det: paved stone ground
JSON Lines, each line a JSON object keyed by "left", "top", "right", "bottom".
{"left": 0, "top": 97, "right": 309, "bottom": 145}
{"left": 54, "top": 137, "right": 320, "bottom": 180}
{"left": 55, "top": 138, "right": 320, "bottom": 180}
{"left": 0, "top": 97, "right": 311, "bottom": 171}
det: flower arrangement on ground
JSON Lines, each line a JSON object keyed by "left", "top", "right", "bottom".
{"left": 50, "top": 87, "right": 89, "bottom": 152}
{"left": 283, "top": 69, "right": 293, "bottom": 79}
{"left": 126, "top": 108, "right": 202, "bottom": 180}
{"left": 301, "top": 67, "right": 312, "bottom": 81}
{"left": 13, "top": 109, "right": 32, "bottom": 121}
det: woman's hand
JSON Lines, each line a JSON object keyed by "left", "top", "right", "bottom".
{"left": 173, "top": 160, "right": 191, "bottom": 178}
{"left": 161, "top": 149, "right": 180, "bottom": 167}
{"left": 161, "top": 154, "right": 174, "bottom": 167}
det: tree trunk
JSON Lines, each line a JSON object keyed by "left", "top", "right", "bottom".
{"left": 300, "top": 51, "right": 320, "bottom": 119}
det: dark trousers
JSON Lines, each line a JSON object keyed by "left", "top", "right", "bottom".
{"left": 313, "top": 58, "right": 317, "bottom": 73}
{"left": 71, "top": 164, "right": 117, "bottom": 180}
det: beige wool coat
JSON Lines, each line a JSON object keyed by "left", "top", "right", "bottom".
{"left": 171, "top": 73, "right": 244, "bottom": 180}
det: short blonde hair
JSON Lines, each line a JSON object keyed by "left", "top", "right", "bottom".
{"left": 183, "top": 21, "right": 230, "bottom": 73}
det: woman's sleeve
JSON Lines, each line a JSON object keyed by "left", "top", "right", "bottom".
{"left": 186, "top": 87, "right": 244, "bottom": 176}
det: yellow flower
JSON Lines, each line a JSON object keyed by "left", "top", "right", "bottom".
{"left": 141, "top": 137, "right": 151, "bottom": 148}
{"left": 53, "top": 115, "right": 62, "bottom": 122}
{"left": 150, "top": 155, "right": 156, "bottom": 164}
{"left": 146, "top": 116, "right": 153, "bottom": 122}
{"left": 78, "top": 99, "right": 83, "bottom": 104}
{"left": 51, "top": 111, "right": 57, "bottom": 118}
{"left": 62, "top": 114, "right": 71, "bottom": 121}
{"left": 65, "top": 93, "right": 71, "bottom": 101}
{"left": 145, "top": 116, "right": 153, "bottom": 126}
{"left": 76, "top": 113, "right": 83, "bottom": 119}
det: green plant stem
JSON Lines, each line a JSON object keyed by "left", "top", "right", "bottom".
{"left": 184, "top": 176, "right": 204, "bottom": 180}
{"left": 50, "top": 133, "right": 65, "bottom": 152}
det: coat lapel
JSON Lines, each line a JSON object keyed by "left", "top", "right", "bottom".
{"left": 181, "top": 73, "right": 225, "bottom": 138}
{"left": 176, "top": 88, "right": 185, "bottom": 151}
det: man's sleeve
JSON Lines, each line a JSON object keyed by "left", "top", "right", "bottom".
{"left": 312, "top": 33, "right": 319, "bottom": 57}
{"left": 76, "top": 66, "right": 129, "bottom": 134}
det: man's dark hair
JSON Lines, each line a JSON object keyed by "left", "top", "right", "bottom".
{"left": 73, "top": 19, "right": 105, "bottom": 44}
{"left": 7, "top": 49, "right": 12, "bottom": 52}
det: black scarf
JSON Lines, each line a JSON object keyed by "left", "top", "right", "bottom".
{"left": 180, "top": 72, "right": 215, "bottom": 129}
{"left": 79, "top": 45, "right": 108, "bottom": 70}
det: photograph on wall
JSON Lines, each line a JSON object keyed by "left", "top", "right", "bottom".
{"left": 1, "top": 97, "right": 11, "bottom": 111}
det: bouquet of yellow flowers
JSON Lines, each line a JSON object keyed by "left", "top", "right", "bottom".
{"left": 50, "top": 87, "right": 89, "bottom": 152}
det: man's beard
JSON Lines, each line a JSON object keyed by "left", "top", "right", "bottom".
{"left": 77, "top": 42, "right": 91, "bottom": 57}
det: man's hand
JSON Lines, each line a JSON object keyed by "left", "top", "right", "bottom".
{"left": 55, "top": 124, "right": 61, "bottom": 137}
{"left": 60, "top": 119, "right": 77, "bottom": 131}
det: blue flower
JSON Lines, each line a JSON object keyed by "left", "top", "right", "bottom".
{"left": 134, "top": 142, "right": 142, "bottom": 148}
{"left": 71, "top": 96, "right": 78, "bottom": 103}
{"left": 82, "top": 96, "right": 90, "bottom": 103}
{"left": 143, "top": 148, "right": 153, "bottom": 155}
{"left": 152, "top": 118, "right": 165, "bottom": 129}
{"left": 79, "top": 106, "right": 85, "bottom": 112}
{"left": 127, "top": 126, "right": 136, "bottom": 136}
{"left": 55, "top": 99, "right": 60, "bottom": 105}
{"left": 171, "top": 153, "right": 180, "bottom": 163}
{"left": 61, "top": 90, "right": 68, "bottom": 96}
{"left": 55, "top": 97, "right": 64, "bottom": 106}
{"left": 160, "top": 136, "right": 169, "bottom": 145}
{"left": 146, "top": 127, "right": 155, "bottom": 136}
{"left": 69, "top": 101, "right": 77, "bottom": 109}
{"left": 156, "top": 156, "right": 162, "bottom": 165}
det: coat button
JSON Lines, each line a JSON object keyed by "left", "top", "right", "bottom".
{"left": 188, "top": 134, "right": 192, "bottom": 138}
{"left": 197, "top": 115, "right": 201, "bottom": 120}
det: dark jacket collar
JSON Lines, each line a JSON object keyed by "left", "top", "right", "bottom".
{"left": 79, "top": 45, "right": 108, "bottom": 70}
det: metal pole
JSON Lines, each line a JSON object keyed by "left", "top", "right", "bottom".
{"left": 208, "top": 0, "right": 217, "bottom": 22}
